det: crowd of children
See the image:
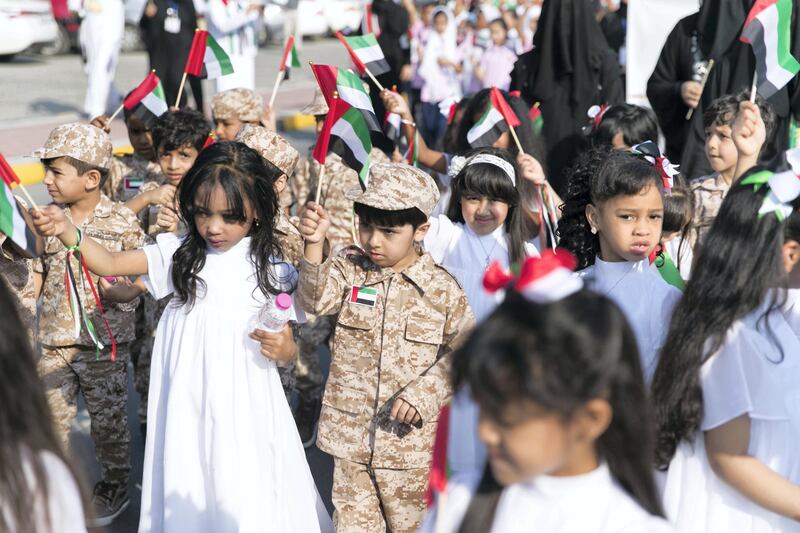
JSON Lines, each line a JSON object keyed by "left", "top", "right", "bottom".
{"left": 2, "top": 1, "right": 800, "bottom": 532}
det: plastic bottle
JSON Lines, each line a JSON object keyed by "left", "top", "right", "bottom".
{"left": 256, "top": 292, "right": 293, "bottom": 332}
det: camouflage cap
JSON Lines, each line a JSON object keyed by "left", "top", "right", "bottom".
{"left": 32, "top": 123, "right": 113, "bottom": 169}
{"left": 301, "top": 88, "right": 329, "bottom": 116}
{"left": 346, "top": 163, "right": 439, "bottom": 216}
{"left": 235, "top": 124, "right": 299, "bottom": 177}
{"left": 211, "top": 88, "right": 263, "bottom": 122}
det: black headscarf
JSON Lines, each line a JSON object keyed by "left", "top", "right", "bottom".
{"left": 696, "top": 0, "right": 752, "bottom": 58}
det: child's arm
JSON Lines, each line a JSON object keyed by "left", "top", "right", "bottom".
{"left": 732, "top": 100, "right": 766, "bottom": 181}
{"left": 705, "top": 415, "right": 800, "bottom": 520}
{"left": 31, "top": 206, "right": 148, "bottom": 277}
{"left": 518, "top": 152, "right": 563, "bottom": 219}
{"left": 397, "top": 292, "right": 476, "bottom": 425}
{"left": 380, "top": 90, "right": 448, "bottom": 174}
{"left": 98, "top": 276, "right": 146, "bottom": 303}
{"left": 297, "top": 203, "right": 349, "bottom": 316}
{"left": 248, "top": 324, "right": 298, "bottom": 363}
{"left": 124, "top": 184, "right": 176, "bottom": 216}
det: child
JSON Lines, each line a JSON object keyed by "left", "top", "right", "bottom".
{"left": 691, "top": 91, "right": 775, "bottom": 246}
{"left": 0, "top": 279, "right": 89, "bottom": 533}
{"left": 558, "top": 146, "right": 681, "bottom": 382}
{"left": 657, "top": 175, "right": 694, "bottom": 288}
{"left": 0, "top": 233, "right": 37, "bottom": 339}
{"left": 418, "top": 7, "right": 462, "bottom": 148}
{"left": 212, "top": 87, "right": 264, "bottom": 141}
{"left": 474, "top": 18, "right": 517, "bottom": 91}
{"left": 591, "top": 103, "right": 660, "bottom": 151}
{"left": 421, "top": 251, "right": 673, "bottom": 533}
{"left": 298, "top": 162, "right": 474, "bottom": 533}
{"left": 31, "top": 123, "right": 146, "bottom": 527}
{"left": 652, "top": 172, "right": 800, "bottom": 532}
{"left": 31, "top": 141, "right": 332, "bottom": 532}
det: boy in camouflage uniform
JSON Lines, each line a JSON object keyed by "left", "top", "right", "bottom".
{"left": 31, "top": 123, "right": 146, "bottom": 527}
{"left": 212, "top": 87, "right": 264, "bottom": 141}
{"left": 298, "top": 163, "right": 474, "bottom": 533}
{"left": 690, "top": 92, "right": 775, "bottom": 246}
{"left": 295, "top": 89, "right": 390, "bottom": 247}
{"left": 0, "top": 235, "right": 37, "bottom": 346}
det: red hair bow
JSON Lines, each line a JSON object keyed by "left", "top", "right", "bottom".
{"left": 484, "top": 249, "right": 582, "bottom": 302}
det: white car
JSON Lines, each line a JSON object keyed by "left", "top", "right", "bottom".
{"left": 0, "top": 0, "right": 58, "bottom": 60}
{"left": 325, "top": 0, "right": 364, "bottom": 35}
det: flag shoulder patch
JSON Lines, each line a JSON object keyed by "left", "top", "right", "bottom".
{"left": 350, "top": 285, "right": 379, "bottom": 307}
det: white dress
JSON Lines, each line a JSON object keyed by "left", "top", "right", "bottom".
{"left": 579, "top": 257, "right": 682, "bottom": 383}
{"left": 424, "top": 215, "right": 539, "bottom": 482}
{"left": 662, "top": 298, "right": 800, "bottom": 532}
{"left": 138, "top": 233, "right": 332, "bottom": 533}
{"left": 420, "top": 463, "right": 675, "bottom": 533}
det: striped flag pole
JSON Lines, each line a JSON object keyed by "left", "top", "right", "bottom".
{"left": 0, "top": 154, "right": 40, "bottom": 214}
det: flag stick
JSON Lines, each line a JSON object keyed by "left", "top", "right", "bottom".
{"left": 268, "top": 70, "right": 284, "bottom": 109}
{"left": 686, "top": 59, "right": 714, "bottom": 120}
{"left": 175, "top": 72, "right": 189, "bottom": 108}
{"left": 364, "top": 68, "right": 385, "bottom": 92}
{"left": 314, "top": 163, "right": 327, "bottom": 206}
{"left": 15, "top": 183, "right": 41, "bottom": 214}
{"left": 750, "top": 69, "right": 758, "bottom": 103}
{"left": 107, "top": 102, "right": 125, "bottom": 124}
{"left": 433, "top": 491, "right": 448, "bottom": 533}
{"left": 508, "top": 124, "right": 524, "bottom": 155}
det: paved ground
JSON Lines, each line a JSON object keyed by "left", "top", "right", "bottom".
{"left": 1, "top": 39, "right": 346, "bottom": 531}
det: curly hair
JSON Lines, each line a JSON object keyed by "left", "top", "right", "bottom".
{"left": 557, "top": 147, "right": 663, "bottom": 269}
{"left": 152, "top": 108, "right": 211, "bottom": 154}
{"left": 172, "top": 141, "right": 291, "bottom": 308}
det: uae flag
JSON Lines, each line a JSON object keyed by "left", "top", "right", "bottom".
{"left": 310, "top": 63, "right": 382, "bottom": 133}
{"left": 740, "top": 0, "right": 800, "bottom": 99}
{"left": 279, "top": 35, "right": 301, "bottom": 81}
{"left": 384, "top": 111, "right": 402, "bottom": 144}
{"left": 314, "top": 94, "right": 373, "bottom": 189}
{"left": 123, "top": 71, "right": 168, "bottom": 127}
{"left": 467, "top": 87, "right": 520, "bottom": 148}
{"left": 529, "top": 103, "right": 543, "bottom": 135}
{"left": 184, "top": 29, "right": 234, "bottom": 79}
{"left": 0, "top": 155, "right": 41, "bottom": 258}
{"left": 336, "top": 32, "right": 391, "bottom": 77}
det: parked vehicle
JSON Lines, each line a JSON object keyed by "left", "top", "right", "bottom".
{"left": 0, "top": 0, "right": 59, "bottom": 60}
{"left": 325, "top": 0, "right": 363, "bottom": 35}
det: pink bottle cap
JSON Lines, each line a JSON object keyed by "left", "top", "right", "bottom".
{"left": 275, "top": 293, "right": 292, "bottom": 310}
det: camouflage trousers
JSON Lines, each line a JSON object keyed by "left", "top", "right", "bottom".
{"left": 38, "top": 343, "right": 131, "bottom": 486}
{"left": 293, "top": 314, "right": 333, "bottom": 401}
{"left": 331, "top": 458, "right": 428, "bottom": 533}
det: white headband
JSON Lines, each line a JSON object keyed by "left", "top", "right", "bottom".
{"left": 465, "top": 154, "right": 516, "bottom": 186}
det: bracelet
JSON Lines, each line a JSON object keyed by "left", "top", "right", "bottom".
{"left": 66, "top": 227, "right": 82, "bottom": 252}
{"left": 401, "top": 118, "right": 416, "bottom": 127}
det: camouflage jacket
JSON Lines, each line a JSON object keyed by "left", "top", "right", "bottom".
{"left": 690, "top": 172, "right": 730, "bottom": 247}
{"left": 0, "top": 235, "right": 37, "bottom": 335}
{"left": 275, "top": 211, "right": 304, "bottom": 269}
{"left": 298, "top": 247, "right": 474, "bottom": 469}
{"left": 34, "top": 195, "right": 146, "bottom": 347}
{"left": 105, "top": 153, "right": 163, "bottom": 203}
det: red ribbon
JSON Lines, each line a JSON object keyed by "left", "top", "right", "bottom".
{"left": 655, "top": 155, "right": 673, "bottom": 192}
{"left": 484, "top": 249, "right": 577, "bottom": 293}
{"left": 66, "top": 248, "right": 118, "bottom": 361}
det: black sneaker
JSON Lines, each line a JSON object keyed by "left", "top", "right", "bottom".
{"left": 294, "top": 396, "right": 322, "bottom": 449}
{"left": 87, "top": 481, "right": 130, "bottom": 528}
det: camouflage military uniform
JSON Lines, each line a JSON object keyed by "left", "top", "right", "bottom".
{"left": 0, "top": 235, "right": 37, "bottom": 348}
{"left": 297, "top": 163, "right": 475, "bottom": 532}
{"left": 295, "top": 149, "right": 390, "bottom": 249}
{"left": 105, "top": 152, "right": 163, "bottom": 203}
{"left": 690, "top": 172, "right": 730, "bottom": 246}
{"left": 211, "top": 88, "right": 263, "bottom": 124}
{"left": 34, "top": 195, "right": 145, "bottom": 486}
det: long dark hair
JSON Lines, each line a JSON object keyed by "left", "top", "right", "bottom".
{"left": 592, "top": 104, "right": 659, "bottom": 149}
{"left": 0, "top": 279, "right": 88, "bottom": 531}
{"left": 452, "top": 290, "right": 664, "bottom": 533}
{"left": 661, "top": 174, "right": 694, "bottom": 269}
{"left": 172, "top": 141, "right": 290, "bottom": 307}
{"left": 446, "top": 147, "right": 528, "bottom": 265}
{"left": 557, "top": 146, "right": 663, "bottom": 269}
{"left": 651, "top": 172, "right": 790, "bottom": 469}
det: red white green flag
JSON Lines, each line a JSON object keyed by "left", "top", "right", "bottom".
{"left": 280, "top": 35, "right": 301, "bottom": 80}
{"left": 310, "top": 64, "right": 382, "bottom": 133}
{"left": 740, "top": 0, "right": 800, "bottom": 99}
{"left": 467, "top": 87, "right": 520, "bottom": 148}
{"left": 529, "top": 102, "right": 543, "bottom": 135}
{"left": 123, "top": 71, "right": 168, "bottom": 127}
{"left": 0, "top": 155, "right": 41, "bottom": 258}
{"left": 336, "top": 32, "right": 391, "bottom": 76}
{"left": 184, "top": 29, "right": 235, "bottom": 79}
{"left": 426, "top": 404, "right": 451, "bottom": 507}
{"left": 313, "top": 91, "right": 373, "bottom": 188}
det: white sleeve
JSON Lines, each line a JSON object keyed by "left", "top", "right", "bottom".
{"left": 699, "top": 323, "right": 756, "bottom": 431}
{"left": 424, "top": 214, "right": 457, "bottom": 264}
{"left": 142, "top": 233, "right": 182, "bottom": 300}
{"left": 40, "top": 452, "right": 87, "bottom": 533}
{"left": 207, "top": 0, "right": 261, "bottom": 34}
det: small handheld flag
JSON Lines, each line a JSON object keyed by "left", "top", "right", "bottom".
{"left": 529, "top": 102, "right": 543, "bottom": 135}
{"left": 740, "top": 0, "right": 800, "bottom": 100}
{"left": 310, "top": 63, "right": 382, "bottom": 133}
{"left": 269, "top": 36, "right": 301, "bottom": 108}
{"left": 334, "top": 32, "right": 387, "bottom": 91}
{"left": 0, "top": 153, "right": 40, "bottom": 216}
{"left": 120, "top": 71, "right": 168, "bottom": 127}
{"left": 0, "top": 158, "right": 42, "bottom": 258}
{"left": 467, "top": 88, "right": 520, "bottom": 149}
{"left": 177, "top": 29, "right": 234, "bottom": 106}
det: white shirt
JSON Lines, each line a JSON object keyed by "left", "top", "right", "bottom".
{"left": 421, "top": 463, "right": 675, "bottom": 533}
{"left": 207, "top": 0, "right": 261, "bottom": 58}
{"left": 579, "top": 257, "right": 682, "bottom": 383}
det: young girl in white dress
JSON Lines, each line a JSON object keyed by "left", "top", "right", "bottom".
{"left": 558, "top": 146, "right": 681, "bottom": 382}
{"left": 31, "top": 142, "right": 332, "bottom": 533}
{"left": 421, "top": 251, "right": 674, "bottom": 533}
{"left": 652, "top": 169, "right": 800, "bottom": 532}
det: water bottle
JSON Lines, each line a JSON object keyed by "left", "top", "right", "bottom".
{"left": 255, "top": 293, "right": 293, "bottom": 332}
